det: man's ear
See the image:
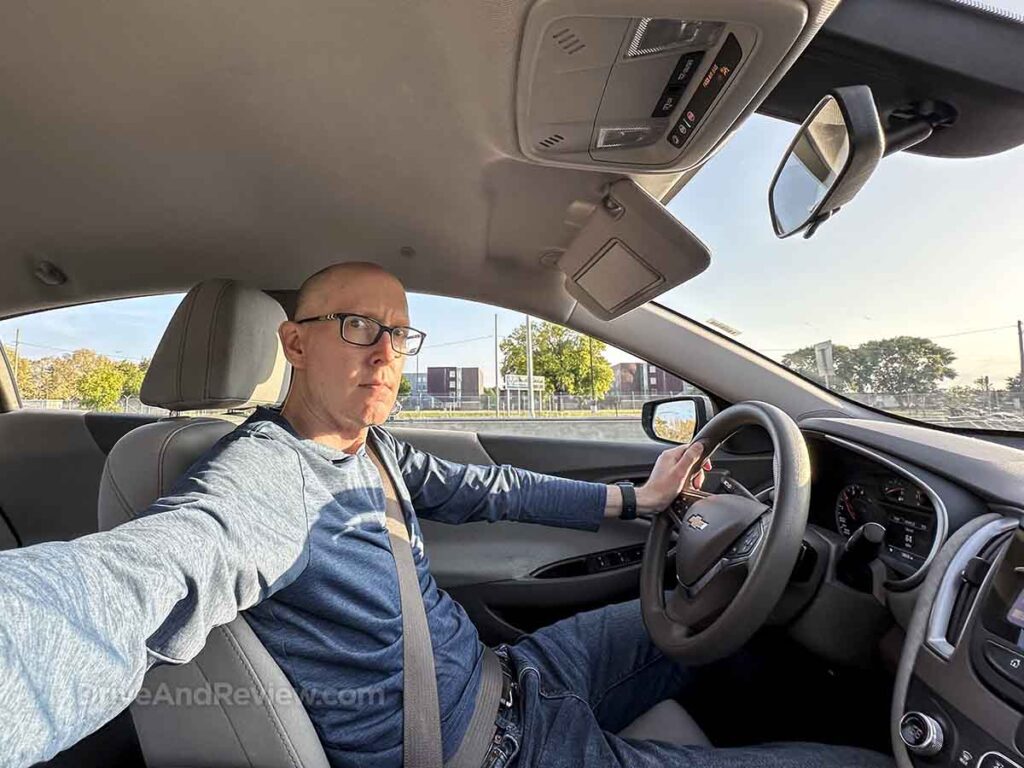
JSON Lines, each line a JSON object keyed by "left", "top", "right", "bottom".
{"left": 278, "top": 321, "right": 307, "bottom": 370}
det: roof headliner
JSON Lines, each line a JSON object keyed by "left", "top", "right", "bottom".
{"left": 0, "top": 0, "right": 646, "bottom": 323}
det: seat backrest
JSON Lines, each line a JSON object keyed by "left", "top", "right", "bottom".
{"left": 98, "top": 279, "right": 329, "bottom": 768}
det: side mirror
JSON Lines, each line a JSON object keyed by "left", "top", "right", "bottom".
{"left": 769, "top": 85, "right": 884, "bottom": 239}
{"left": 641, "top": 396, "right": 711, "bottom": 445}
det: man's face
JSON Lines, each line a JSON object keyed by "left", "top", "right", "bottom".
{"left": 283, "top": 268, "right": 409, "bottom": 432}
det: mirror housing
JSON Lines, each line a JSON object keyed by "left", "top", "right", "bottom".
{"left": 641, "top": 395, "right": 711, "bottom": 445}
{"left": 769, "top": 85, "right": 884, "bottom": 239}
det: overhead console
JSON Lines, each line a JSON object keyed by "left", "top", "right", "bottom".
{"left": 516, "top": 0, "right": 819, "bottom": 172}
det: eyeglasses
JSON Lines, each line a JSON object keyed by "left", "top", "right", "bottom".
{"left": 296, "top": 313, "right": 426, "bottom": 356}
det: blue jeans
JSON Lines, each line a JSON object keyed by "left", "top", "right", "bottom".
{"left": 492, "top": 599, "right": 894, "bottom": 768}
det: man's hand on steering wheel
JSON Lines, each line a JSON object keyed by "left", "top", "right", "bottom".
{"left": 637, "top": 443, "right": 713, "bottom": 514}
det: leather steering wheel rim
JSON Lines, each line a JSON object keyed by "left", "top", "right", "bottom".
{"left": 640, "top": 401, "right": 811, "bottom": 665}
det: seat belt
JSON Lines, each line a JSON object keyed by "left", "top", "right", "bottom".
{"left": 367, "top": 441, "right": 508, "bottom": 768}
{"left": 367, "top": 444, "right": 444, "bottom": 768}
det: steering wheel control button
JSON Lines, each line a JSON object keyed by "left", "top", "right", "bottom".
{"left": 726, "top": 521, "right": 763, "bottom": 559}
{"left": 985, "top": 642, "right": 1024, "bottom": 687}
{"left": 899, "top": 712, "right": 944, "bottom": 756}
{"left": 979, "top": 752, "right": 1024, "bottom": 768}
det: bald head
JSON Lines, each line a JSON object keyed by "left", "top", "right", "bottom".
{"left": 279, "top": 261, "right": 411, "bottom": 445}
{"left": 295, "top": 261, "right": 407, "bottom": 320}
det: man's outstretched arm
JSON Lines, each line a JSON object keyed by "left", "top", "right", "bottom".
{"left": 380, "top": 430, "right": 708, "bottom": 528}
{"left": 0, "top": 433, "right": 312, "bottom": 767}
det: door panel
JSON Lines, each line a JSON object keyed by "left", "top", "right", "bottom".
{"left": 0, "top": 409, "right": 155, "bottom": 546}
{"left": 393, "top": 426, "right": 775, "bottom": 643}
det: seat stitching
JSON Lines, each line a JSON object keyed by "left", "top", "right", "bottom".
{"left": 156, "top": 419, "right": 222, "bottom": 495}
{"left": 174, "top": 288, "right": 200, "bottom": 407}
{"left": 219, "top": 624, "right": 303, "bottom": 768}
{"left": 204, "top": 281, "right": 231, "bottom": 403}
{"left": 102, "top": 463, "right": 137, "bottom": 526}
{"left": 185, "top": 653, "right": 253, "bottom": 765}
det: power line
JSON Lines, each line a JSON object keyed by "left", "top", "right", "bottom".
{"left": 761, "top": 324, "right": 1018, "bottom": 354}
{"left": 421, "top": 334, "right": 494, "bottom": 350}
{"left": 0, "top": 338, "right": 147, "bottom": 362}
{"left": 930, "top": 324, "right": 1016, "bottom": 340}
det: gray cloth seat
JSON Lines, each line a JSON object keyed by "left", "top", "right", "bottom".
{"left": 618, "top": 699, "right": 712, "bottom": 746}
{"left": 97, "top": 278, "right": 709, "bottom": 767}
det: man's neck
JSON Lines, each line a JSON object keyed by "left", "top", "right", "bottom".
{"left": 279, "top": 390, "right": 366, "bottom": 455}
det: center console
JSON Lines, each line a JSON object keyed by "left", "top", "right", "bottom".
{"left": 896, "top": 515, "right": 1024, "bottom": 768}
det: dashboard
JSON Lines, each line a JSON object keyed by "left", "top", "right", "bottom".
{"left": 806, "top": 434, "right": 949, "bottom": 587}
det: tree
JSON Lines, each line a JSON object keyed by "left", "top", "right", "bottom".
{"left": 398, "top": 376, "right": 412, "bottom": 396}
{"left": 117, "top": 358, "right": 148, "bottom": 399}
{"left": 856, "top": 337, "right": 956, "bottom": 402}
{"left": 1008, "top": 374, "right": 1023, "bottom": 393}
{"left": 500, "top": 321, "right": 613, "bottom": 398}
{"left": 77, "top": 358, "right": 128, "bottom": 411}
{"left": 3, "top": 344, "right": 40, "bottom": 399}
{"left": 783, "top": 336, "right": 955, "bottom": 404}
{"left": 781, "top": 344, "right": 863, "bottom": 392}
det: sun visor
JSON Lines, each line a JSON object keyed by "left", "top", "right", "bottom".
{"left": 559, "top": 179, "right": 709, "bottom": 319}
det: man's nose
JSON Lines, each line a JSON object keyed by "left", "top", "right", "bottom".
{"left": 368, "top": 331, "right": 397, "bottom": 365}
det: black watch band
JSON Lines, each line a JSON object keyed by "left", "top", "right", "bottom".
{"left": 616, "top": 482, "right": 637, "bottom": 521}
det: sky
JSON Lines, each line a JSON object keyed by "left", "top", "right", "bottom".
{"left": 3, "top": 5, "right": 1024, "bottom": 389}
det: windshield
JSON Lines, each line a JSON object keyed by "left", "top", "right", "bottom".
{"left": 658, "top": 113, "right": 1024, "bottom": 432}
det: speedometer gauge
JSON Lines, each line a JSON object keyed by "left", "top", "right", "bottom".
{"left": 834, "top": 484, "right": 871, "bottom": 537}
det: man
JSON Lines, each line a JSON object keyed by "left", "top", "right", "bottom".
{"left": 0, "top": 262, "right": 891, "bottom": 768}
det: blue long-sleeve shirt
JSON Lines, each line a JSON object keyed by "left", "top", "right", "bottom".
{"left": 0, "top": 407, "right": 606, "bottom": 767}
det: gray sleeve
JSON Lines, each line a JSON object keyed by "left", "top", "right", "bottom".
{"left": 0, "top": 431, "right": 313, "bottom": 767}
{"left": 383, "top": 430, "right": 607, "bottom": 530}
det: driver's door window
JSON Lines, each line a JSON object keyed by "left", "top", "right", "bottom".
{"left": 395, "top": 293, "right": 705, "bottom": 443}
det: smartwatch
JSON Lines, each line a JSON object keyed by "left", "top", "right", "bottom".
{"left": 616, "top": 481, "right": 638, "bottom": 521}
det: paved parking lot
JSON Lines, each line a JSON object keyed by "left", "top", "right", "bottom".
{"left": 391, "top": 417, "right": 653, "bottom": 443}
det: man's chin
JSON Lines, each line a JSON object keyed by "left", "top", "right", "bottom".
{"left": 363, "top": 402, "right": 397, "bottom": 427}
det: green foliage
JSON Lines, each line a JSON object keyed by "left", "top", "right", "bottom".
{"left": 78, "top": 359, "right": 127, "bottom": 411}
{"left": 780, "top": 344, "right": 862, "bottom": 392}
{"left": 783, "top": 336, "right": 956, "bottom": 400}
{"left": 500, "top": 321, "right": 614, "bottom": 398}
{"left": 118, "top": 358, "right": 148, "bottom": 399}
{"left": 857, "top": 337, "right": 956, "bottom": 397}
{"left": 398, "top": 376, "right": 413, "bottom": 396}
{"left": 5, "top": 345, "right": 150, "bottom": 412}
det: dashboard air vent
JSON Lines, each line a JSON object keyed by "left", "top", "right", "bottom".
{"left": 946, "top": 531, "right": 1011, "bottom": 646}
{"left": 552, "top": 27, "right": 586, "bottom": 55}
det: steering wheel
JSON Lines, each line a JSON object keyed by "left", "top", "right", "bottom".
{"left": 640, "top": 401, "right": 811, "bottom": 665}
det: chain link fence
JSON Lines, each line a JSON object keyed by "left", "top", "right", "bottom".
{"left": 19, "top": 390, "right": 1024, "bottom": 432}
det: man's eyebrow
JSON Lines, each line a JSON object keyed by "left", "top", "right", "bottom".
{"left": 326, "top": 310, "right": 413, "bottom": 326}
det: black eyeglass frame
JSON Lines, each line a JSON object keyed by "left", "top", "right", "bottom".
{"left": 296, "top": 313, "right": 426, "bottom": 356}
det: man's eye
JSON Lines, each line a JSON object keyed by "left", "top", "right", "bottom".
{"left": 348, "top": 318, "right": 368, "bottom": 329}
{"left": 393, "top": 328, "right": 408, "bottom": 339}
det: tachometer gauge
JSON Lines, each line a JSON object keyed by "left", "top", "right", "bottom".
{"left": 882, "top": 478, "right": 905, "bottom": 504}
{"left": 835, "top": 484, "right": 871, "bottom": 538}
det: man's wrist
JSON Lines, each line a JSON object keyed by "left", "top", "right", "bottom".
{"left": 635, "top": 484, "right": 662, "bottom": 515}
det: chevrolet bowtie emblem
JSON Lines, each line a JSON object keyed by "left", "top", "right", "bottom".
{"left": 686, "top": 514, "right": 709, "bottom": 531}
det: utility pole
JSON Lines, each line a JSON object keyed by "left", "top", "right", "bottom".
{"left": 589, "top": 336, "right": 596, "bottom": 413}
{"left": 11, "top": 327, "right": 19, "bottom": 382}
{"left": 526, "top": 315, "right": 536, "bottom": 418}
{"left": 1017, "top": 320, "right": 1024, "bottom": 414}
{"left": 494, "top": 314, "right": 500, "bottom": 418}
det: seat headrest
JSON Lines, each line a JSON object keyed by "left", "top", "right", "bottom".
{"left": 141, "top": 279, "right": 290, "bottom": 411}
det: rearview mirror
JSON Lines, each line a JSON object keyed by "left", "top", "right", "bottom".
{"left": 641, "top": 396, "right": 710, "bottom": 444}
{"left": 769, "top": 85, "right": 884, "bottom": 239}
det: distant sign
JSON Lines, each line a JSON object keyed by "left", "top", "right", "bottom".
{"left": 814, "top": 341, "right": 835, "bottom": 379}
{"left": 504, "top": 374, "right": 546, "bottom": 391}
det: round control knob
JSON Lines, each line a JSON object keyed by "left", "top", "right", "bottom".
{"left": 899, "top": 711, "right": 944, "bottom": 756}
